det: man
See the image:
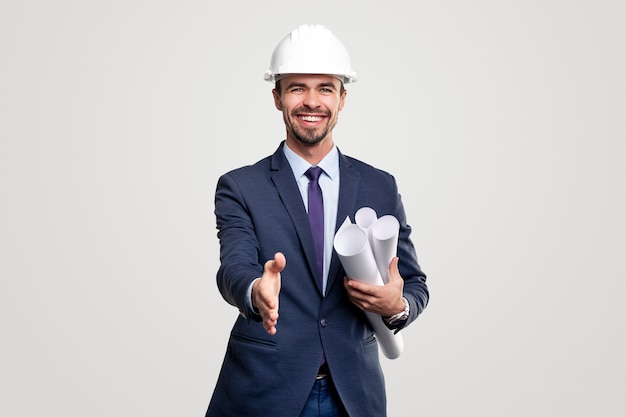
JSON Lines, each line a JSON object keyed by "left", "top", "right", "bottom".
{"left": 206, "top": 24, "right": 429, "bottom": 417}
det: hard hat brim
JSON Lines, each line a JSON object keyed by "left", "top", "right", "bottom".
{"left": 264, "top": 71, "right": 357, "bottom": 84}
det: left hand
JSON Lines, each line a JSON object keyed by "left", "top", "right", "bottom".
{"left": 343, "top": 256, "right": 405, "bottom": 317}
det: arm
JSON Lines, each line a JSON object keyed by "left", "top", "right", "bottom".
{"left": 214, "top": 173, "right": 265, "bottom": 319}
{"left": 215, "top": 172, "right": 290, "bottom": 334}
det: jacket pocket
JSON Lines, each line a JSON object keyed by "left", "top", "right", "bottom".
{"left": 231, "top": 332, "right": 278, "bottom": 350}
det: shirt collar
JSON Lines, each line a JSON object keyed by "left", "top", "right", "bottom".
{"left": 282, "top": 142, "right": 339, "bottom": 181}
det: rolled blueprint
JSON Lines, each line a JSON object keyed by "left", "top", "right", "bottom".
{"left": 355, "top": 206, "right": 378, "bottom": 249}
{"left": 333, "top": 217, "right": 404, "bottom": 359}
{"left": 370, "top": 215, "right": 400, "bottom": 284}
{"left": 355, "top": 206, "right": 378, "bottom": 230}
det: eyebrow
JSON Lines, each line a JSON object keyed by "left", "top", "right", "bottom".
{"left": 285, "top": 81, "right": 338, "bottom": 90}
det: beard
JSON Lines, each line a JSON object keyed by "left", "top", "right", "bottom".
{"left": 284, "top": 107, "right": 339, "bottom": 146}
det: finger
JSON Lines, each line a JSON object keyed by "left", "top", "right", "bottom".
{"left": 344, "top": 276, "right": 365, "bottom": 291}
{"left": 264, "top": 314, "right": 279, "bottom": 334}
{"left": 265, "top": 322, "right": 277, "bottom": 335}
{"left": 259, "top": 301, "right": 279, "bottom": 334}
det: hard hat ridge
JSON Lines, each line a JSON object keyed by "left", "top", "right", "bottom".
{"left": 264, "top": 24, "right": 357, "bottom": 84}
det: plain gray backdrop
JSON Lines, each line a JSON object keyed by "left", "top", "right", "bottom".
{"left": 1, "top": 1, "right": 624, "bottom": 416}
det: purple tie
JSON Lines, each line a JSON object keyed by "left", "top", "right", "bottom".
{"left": 305, "top": 166, "right": 324, "bottom": 290}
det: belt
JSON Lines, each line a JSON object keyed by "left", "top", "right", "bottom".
{"left": 316, "top": 363, "right": 330, "bottom": 380}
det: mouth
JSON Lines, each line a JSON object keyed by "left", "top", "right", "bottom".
{"left": 299, "top": 115, "right": 323, "bottom": 122}
{"left": 296, "top": 114, "right": 327, "bottom": 125}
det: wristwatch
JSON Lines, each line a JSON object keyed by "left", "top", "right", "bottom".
{"left": 384, "top": 297, "right": 410, "bottom": 326}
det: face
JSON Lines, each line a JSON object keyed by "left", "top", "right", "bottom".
{"left": 273, "top": 74, "right": 346, "bottom": 147}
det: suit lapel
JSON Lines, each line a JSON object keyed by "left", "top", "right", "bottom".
{"left": 270, "top": 146, "right": 322, "bottom": 294}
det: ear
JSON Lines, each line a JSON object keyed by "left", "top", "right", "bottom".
{"left": 338, "top": 90, "right": 347, "bottom": 112}
{"left": 272, "top": 89, "right": 282, "bottom": 111}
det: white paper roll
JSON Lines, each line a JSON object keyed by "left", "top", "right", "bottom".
{"left": 333, "top": 224, "right": 382, "bottom": 286}
{"left": 365, "top": 311, "right": 404, "bottom": 359}
{"left": 355, "top": 207, "right": 378, "bottom": 230}
{"left": 355, "top": 206, "right": 378, "bottom": 248}
{"left": 371, "top": 215, "right": 400, "bottom": 284}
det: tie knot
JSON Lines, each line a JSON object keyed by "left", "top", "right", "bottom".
{"left": 305, "top": 166, "right": 323, "bottom": 182}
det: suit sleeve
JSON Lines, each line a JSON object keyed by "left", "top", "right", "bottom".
{"left": 391, "top": 189, "right": 430, "bottom": 331}
{"left": 214, "top": 173, "right": 264, "bottom": 322}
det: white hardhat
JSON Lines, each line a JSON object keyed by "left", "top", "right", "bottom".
{"left": 264, "top": 24, "right": 357, "bottom": 84}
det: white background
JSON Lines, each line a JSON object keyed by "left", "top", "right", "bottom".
{"left": 1, "top": 1, "right": 624, "bottom": 416}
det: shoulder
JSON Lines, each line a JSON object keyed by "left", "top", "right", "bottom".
{"left": 340, "top": 152, "right": 397, "bottom": 185}
{"left": 220, "top": 143, "right": 287, "bottom": 182}
{"left": 221, "top": 155, "right": 272, "bottom": 179}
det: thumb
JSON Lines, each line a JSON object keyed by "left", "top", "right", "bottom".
{"left": 265, "top": 252, "right": 286, "bottom": 275}
{"left": 388, "top": 256, "right": 400, "bottom": 282}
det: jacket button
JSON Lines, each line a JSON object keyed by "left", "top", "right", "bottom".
{"left": 320, "top": 318, "right": 328, "bottom": 327}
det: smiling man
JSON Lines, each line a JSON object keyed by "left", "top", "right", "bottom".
{"left": 205, "top": 24, "right": 429, "bottom": 417}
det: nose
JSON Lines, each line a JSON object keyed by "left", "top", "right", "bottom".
{"left": 302, "top": 90, "right": 321, "bottom": 109}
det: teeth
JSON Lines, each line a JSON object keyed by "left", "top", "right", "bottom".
{"left": 300, "top": 115, "right": 322, "bottom": 122}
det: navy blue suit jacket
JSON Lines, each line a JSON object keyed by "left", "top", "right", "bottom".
{"left": 206, "top": 142, "right": 428, "bottom": 417}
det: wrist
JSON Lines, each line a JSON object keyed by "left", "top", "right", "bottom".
{"left": 383, "top": 297, "right": 410, "bottom": 325}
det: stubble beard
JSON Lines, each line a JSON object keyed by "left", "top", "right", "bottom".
{"left": 285, "top": 109, "right": 339, "bottom": 147}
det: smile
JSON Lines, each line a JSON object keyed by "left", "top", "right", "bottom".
{"left": 299, "top": 115, "right": 324, "bottom": 122}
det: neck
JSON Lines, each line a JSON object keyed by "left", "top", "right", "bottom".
{"left": 285, "top": 136, "right": 334, "bottom": 166}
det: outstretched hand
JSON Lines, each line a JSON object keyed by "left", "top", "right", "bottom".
{"left": 343, "top": 256, "right": 405, "bottom": 317}
{"left": 252, "top": 252, "right": 286, "bottom": 335}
